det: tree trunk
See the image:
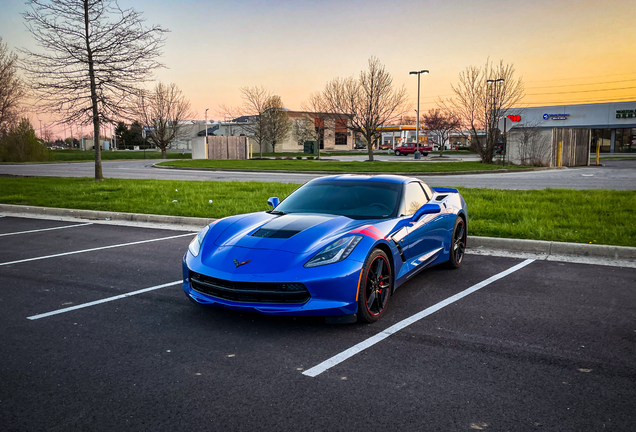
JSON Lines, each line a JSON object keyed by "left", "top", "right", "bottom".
{"left": 84, "top": 0, "right": 103, "bottom": 181}
{"left": 161, "top": 147, "right": 166, "bottom": 158}
{"left": 365, "top": 133, "right": 374, "bottom": 162}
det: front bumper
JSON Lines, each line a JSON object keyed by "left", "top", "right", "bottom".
{"left": 182, "top": 252, "right": 363, "bottom": 317}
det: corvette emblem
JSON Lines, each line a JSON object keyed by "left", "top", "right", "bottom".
{"left": 233, "top": 259, "right": 251, "bottom": 268}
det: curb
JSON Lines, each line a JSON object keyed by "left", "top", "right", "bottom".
{"left": 468, "top": 236, "right": 636, "bottom": 261}
{"left": 0, "top": 204, "right": 215, "bottom": 227}
{"left": 2, "top": 204, "right": 634, "bottom": 262}
{"left": 152, "top": 164, "right": 564, "bottom": 177}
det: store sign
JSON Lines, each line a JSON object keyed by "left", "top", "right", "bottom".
{"left": 543, "top": 113, "right": 570, "bottom": 120}
{"left": 507, "top": 114, "right": 521, "bottom": 122}
{"left": 616, "top": 109, "right": 635, "bottom": 119}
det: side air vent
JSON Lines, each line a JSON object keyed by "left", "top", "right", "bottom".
{"left": 435, "top": 195, "right": 448, "bottom": 201}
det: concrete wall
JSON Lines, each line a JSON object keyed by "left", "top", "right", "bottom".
{"left": 191, "top": 137, "right": 206, "bottom": 159}
{"left": 507, "top": 128, "right": 553, "bottom": 166}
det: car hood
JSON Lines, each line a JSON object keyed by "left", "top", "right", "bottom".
{"left": 211, "top": 212, "right": 370, "bottom": 254}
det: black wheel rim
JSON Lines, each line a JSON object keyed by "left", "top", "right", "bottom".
{"left": 453, "top": 220, "right": 466, "bottom": 264}
{"left": 365, "top": 256, "right": 391, "bottom": 316}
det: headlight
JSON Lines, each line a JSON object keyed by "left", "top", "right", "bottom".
{"left": 304, "top": 235, "right": 362, "bottom": 268}
{"left": 188, "top": 225, "right": 210, "bottom": 257}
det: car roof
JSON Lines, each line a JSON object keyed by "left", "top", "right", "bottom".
{"left": 310, "top": 174, "right": 418, "bottom": 184}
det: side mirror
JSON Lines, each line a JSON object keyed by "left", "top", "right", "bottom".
{"left": 412, "top": 203, "right": 441, "bottom": 222}
{"left": 267, "top": 197, "right": 280, "bottom": 209}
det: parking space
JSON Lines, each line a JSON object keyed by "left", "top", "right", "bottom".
{"left": 1, "top": 216, "right": 634, "bottom": 431}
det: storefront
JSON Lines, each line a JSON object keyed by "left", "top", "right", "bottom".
{"left": 507, "top": 101, "right": 636, "bottom": 153}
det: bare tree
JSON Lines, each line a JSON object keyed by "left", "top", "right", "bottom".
{"left": 134, "top": 82, "right": 194, "bottom": 158}
{"left": 237, "top": 86, "right": 271, "bottom": 158}
{"left": 293, "top": 92, "right": 333, "bottom": 159}
{"left": 21, "top": 0, "right": 167, "bottom": 180}
{"left": 322, "top": 57, "right": 409, "bottom": 161}
{"left": 262, "top": 95, "right": 291, "bottom": 154}
{"left": 236, "top": 86, "right": 291, "bottom": 157}
{"left": 422, "top": 108, "right": 461, "bottom": 157}
{"left": 0, "top": 38, "right": 26, "bottom": 137}
{"left": 217, "top": 104, "right": 243, "bottom": 136}
{"left": 515, "top": 122, "right": 551, "bottom": 166}
{"left": 446, "top": 60, "right": 524, "bottom": 164}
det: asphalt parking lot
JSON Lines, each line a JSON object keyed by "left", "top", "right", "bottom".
{"left": 1, "top": 216, "right": 635, "bottom": 431}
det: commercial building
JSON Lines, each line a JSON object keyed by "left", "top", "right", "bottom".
{"left": 506, "top": 101, "right": 636, "bottom": 154}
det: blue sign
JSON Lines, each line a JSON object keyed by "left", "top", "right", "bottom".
{"left": 543, "top": 113, "right": 570, "bottom": 120}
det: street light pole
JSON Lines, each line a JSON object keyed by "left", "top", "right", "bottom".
{"left": 410, "top": 69, "right": 429, "bottom": 159}
{"left": 486, "top": 78, "right": 504, "bottom": 163}
{"left": 205, "top": 108, "right": 209, "bottom": 159}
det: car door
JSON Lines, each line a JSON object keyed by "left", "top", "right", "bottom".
{"left": 402, "top": 182, "right": 446, "bottom": 273}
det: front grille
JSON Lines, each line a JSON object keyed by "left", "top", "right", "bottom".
{"left": 189, "top": 271, "right": 310, "bottom": 304}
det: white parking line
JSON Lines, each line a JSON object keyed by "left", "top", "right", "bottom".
{"left": 0, "top": 222, "right": 93, "bottom": 237}
{"left": 302, "top": 259, "right": 535, "bottom": 378}
{"left": 27, "top": 280, "right": 182, "bottom": 320}
{"left": 0, "top": 233, "right": 194, "bottom": 267}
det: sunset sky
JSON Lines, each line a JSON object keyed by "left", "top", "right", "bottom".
{"left": 1, "top": 0, "right": 635, "bottom": 135}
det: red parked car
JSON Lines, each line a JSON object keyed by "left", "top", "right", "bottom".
{"left": 393, "top": 143, "right": 430, "bottom": 156}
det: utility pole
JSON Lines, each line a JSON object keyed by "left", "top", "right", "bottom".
{"left": 409, "top": 69, "right": 429, "bottom": 159}
{"left": 205, "top": 108, "right": 209, "bottom": 159}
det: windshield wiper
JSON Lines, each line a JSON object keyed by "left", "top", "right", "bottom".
{"left": 267, "top": 210, "right": 286, "bottom": 215}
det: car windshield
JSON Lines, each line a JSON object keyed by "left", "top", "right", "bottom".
{"left": 274, "top": 180, "right": 402, "bottom": 219}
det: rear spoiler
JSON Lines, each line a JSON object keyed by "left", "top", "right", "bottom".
{"left": 432, "top": 186, "right": 459, "bottom": 194}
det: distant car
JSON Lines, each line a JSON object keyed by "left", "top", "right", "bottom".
{"left": 379, "top": 143, "right": 393, "bottom": 150}
{"left": 393, "top": 143, "right": 429, "bottom": 156}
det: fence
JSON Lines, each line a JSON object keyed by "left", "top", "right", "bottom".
{"left": 207, "top": 136, "right": 249, "bottom": 160}
{"left": 551, "top": 128, "right": 590, "bottom": 167}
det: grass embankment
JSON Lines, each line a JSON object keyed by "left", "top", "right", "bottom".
{"left": 158, "top": 159, "right": 523, "bottom": 173}
{"left": 46, "top": 149, "right": 191, "bottom": 162}
{"left": 1, "top": 177, "right": 635, "bottom": 247}
{"left": 259, "top": 150, "right": 473, "bottom": 157}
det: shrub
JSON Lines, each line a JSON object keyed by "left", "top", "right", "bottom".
{"left": 306, "top": 156, "right": 314, "bottom": 160}
{"left": 296, "top": 156, "right": 302, "bottom": 160}
{"left": 0, "top": 118, "right": 51, "bottom": 162}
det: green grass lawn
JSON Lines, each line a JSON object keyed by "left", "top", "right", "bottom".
{"left": 43, "top": 149, "right": 191, "bottom": 162}
{"left": 258, "top": 150, "right": 473, "bottom": 158}
{"left": 158, "top": 159, "right": 524, "bottom": 173}
{"left": 1, "top": 177, "right": 634, "bottom": 247}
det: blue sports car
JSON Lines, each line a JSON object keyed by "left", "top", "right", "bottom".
{"left": 182, "top": 175, "right": 468, "bottom": 323}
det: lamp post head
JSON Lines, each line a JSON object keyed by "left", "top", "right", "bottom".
{"left": 496, "top": 78, "right": 505, "bottom": 83}
{"left": 421, "top": 70, "right": 429, "bottom": 74}
{"left": 486, "top": 79, "right": 495, "bottom": 84}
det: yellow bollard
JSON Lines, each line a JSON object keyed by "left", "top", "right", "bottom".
{"left": 595, "top": 140, "right": 600, "bottom": 166}
{"left": 557, "top": 141, "right": 562, "bottom": 167}
{"left": 250, "top": 143, "right": 253, "bottom": 159}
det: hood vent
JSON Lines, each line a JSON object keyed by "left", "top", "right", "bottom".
{"left": 252, "top": 228, "right": 301, "bottom": 239}
{"left": 250, "top": 213, "right": 333, "bottom": 240}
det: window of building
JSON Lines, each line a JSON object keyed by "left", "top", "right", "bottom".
{"left": 591, "top": 129, "right": 611, "bottom": 153}
{"left": 402, "top": 182, "right": 429, "bottom": 216}
{"left": 615, "top": 128, "right": 636, "bottom": 153}
{"left": 335, "top": 119, "right": 347, "bottom": 145}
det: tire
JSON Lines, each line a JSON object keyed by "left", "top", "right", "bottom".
{"left": 448, "top": 216, "right": 467, "bottom": 269}
{"left": 358, "top": 249, "right": 392, "bottom": 323}
{"left": 394, "top": 150, "right": 401, "bottom": 156}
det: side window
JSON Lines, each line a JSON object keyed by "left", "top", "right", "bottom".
{"left": 402, "top": 182, "right": 429, "bottom": 215}
{"left": 420, "top": 182, "right": 433, "bottom": 200}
